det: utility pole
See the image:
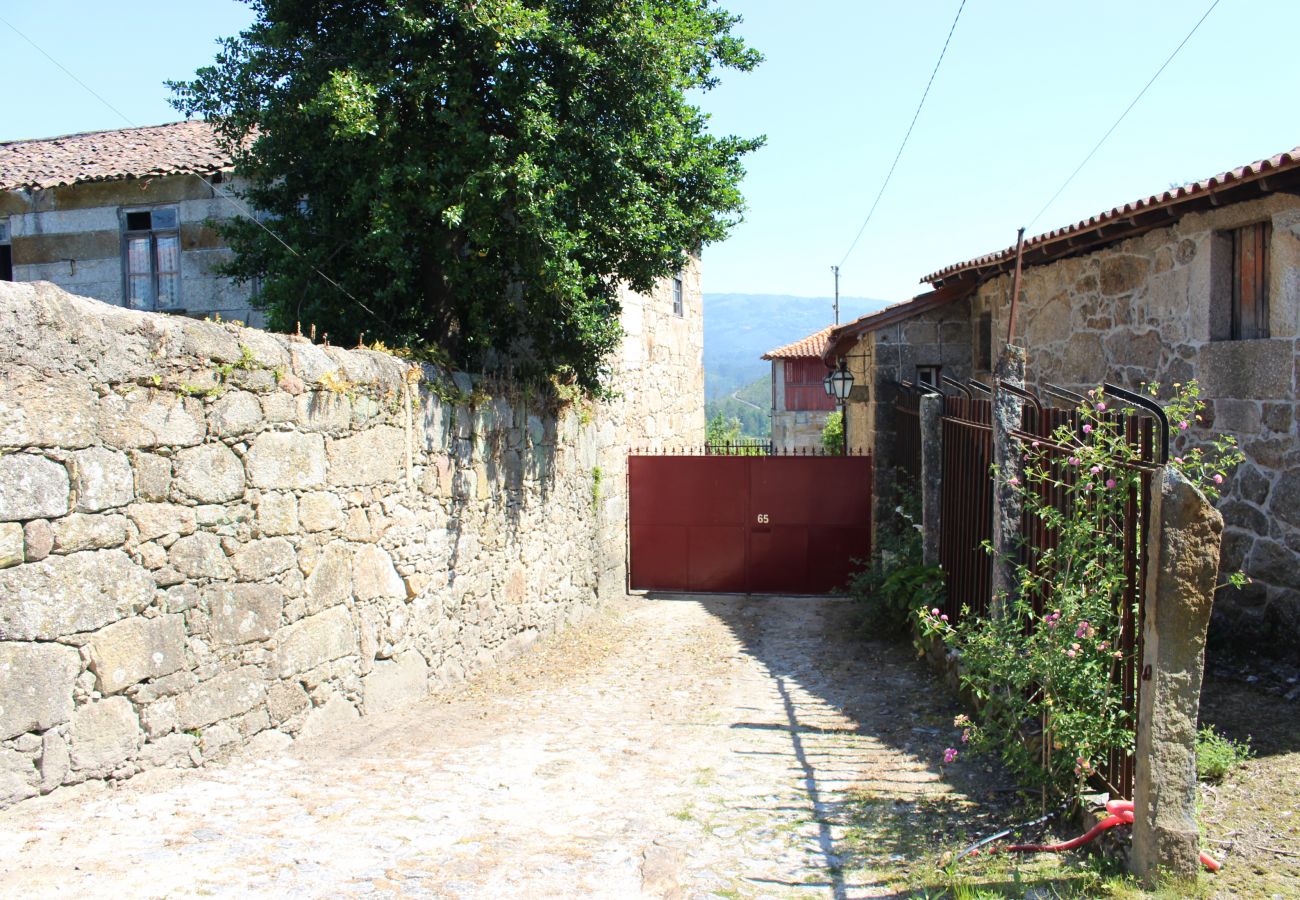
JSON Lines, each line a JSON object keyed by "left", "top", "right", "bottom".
{"left": 831, "top": 265, "right": 840, "bottom": 324}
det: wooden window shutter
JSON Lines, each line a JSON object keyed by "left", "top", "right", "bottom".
{"left": 1232, "top": 222, "right": 1270, "bottom": 340}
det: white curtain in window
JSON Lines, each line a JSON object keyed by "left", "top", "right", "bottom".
{"left": 154, "top": 234, "right": 180, "bottom": 309}
{"left": 126, "top": 236, "right": 152, "bottom": 309}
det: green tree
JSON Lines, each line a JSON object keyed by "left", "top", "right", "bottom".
{"left": 821, "top": 410, "right": 844, "bottom": 454}
{"left": 170, "top": 0, "right": 762, "bottom": 395}
{"left": 706, "top": 411, "right": 742, "bottom": 446}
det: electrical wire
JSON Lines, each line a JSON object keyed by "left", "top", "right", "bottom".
{"left": 0, "top": 11, "right": 383, "bottom": 323}
{"left": 1025, "top": 0, "right": 1222, "bottom": 231}
{"left": 838, "top": 0, "right": 968, "bottom": 269}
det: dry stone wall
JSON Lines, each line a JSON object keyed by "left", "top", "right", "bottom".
{"left": 0, "top": 275, "right": 703, "bottom": 807}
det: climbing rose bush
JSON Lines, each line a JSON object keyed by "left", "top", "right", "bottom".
{"left": 918, "top": 381, "right": 1244, "bottom": 796}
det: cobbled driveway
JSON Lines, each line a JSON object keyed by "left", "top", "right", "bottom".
{"left": 0, "top": 596, "right": 971, "bottom": 899}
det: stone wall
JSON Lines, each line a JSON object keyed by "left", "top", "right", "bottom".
{"left": 843, "top": 304, "right": 973, "bottom": 527}
{"left": 0, "top": 273, "right": 703, "bottom": 807}
{"left": 972, "top": 194, "right": 1300, "bottom": 650}
{"left": 771, "top": 409, "right": 830, "bottom": 451}
{"left": 2, "top": 175, "right": 260, "bottom": 325}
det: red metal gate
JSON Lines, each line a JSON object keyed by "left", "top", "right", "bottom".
{"left": 628, "top": 453, "right": 873, "bottom": 594}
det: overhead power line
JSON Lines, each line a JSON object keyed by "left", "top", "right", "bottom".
{"left": 838, "top": 0, "right": 969, "bottom": 269}
{"left": 0, "top": 12, "right": 382, "bottom": 323}
{"left": 1026, "top": 0, "right": 1222, "bottom": 231}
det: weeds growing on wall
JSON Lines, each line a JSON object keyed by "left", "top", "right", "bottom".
{"left": 845, "top": 475, "right": 943, "bottom": 638}
{"left": 918, "top": 381, "right": 1245, "bottom": 797}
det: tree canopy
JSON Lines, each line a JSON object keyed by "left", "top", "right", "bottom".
{"left": 171, "top": 0, "right": 762, "bottom": 395}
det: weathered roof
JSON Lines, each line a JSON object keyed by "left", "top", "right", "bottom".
{"left": 762, "top": 325, "right": 835, "bottom": 360}
{"left": 921, "top": 144, "right": 1300, "bottom": 286}
{"left": 0, "top": 121, "right": 233, "bottom": 192}
{"left": 822, "top": 281, "right": 969, "bottom": 364}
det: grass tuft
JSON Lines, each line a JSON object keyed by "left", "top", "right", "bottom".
{"left": 1195, "top": 725, "right": 1252, "bottom": 783}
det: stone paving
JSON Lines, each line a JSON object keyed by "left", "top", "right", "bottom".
{"left": 0, "top": 596, "right": 970, "bottom": 899}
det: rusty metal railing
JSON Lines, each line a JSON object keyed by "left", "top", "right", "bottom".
{"left": 936, "top": 380, "right": 1159, "bottom": 800}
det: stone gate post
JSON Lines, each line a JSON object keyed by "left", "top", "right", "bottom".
{"left": 1130, "top": 466, "right": 1223, "bottom": 886}
{"left": 990, "top": 345, "right": 1026, "bottom": 611}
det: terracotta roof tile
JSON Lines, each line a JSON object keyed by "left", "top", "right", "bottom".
{"left": 0, "top": 121, "right": 234, "bottom": 192}
{"left": 762, "top": 325, "right": 835, "bottom": 360}
{"left": 921, "top": 145, "right": 1300, "bottom": 284}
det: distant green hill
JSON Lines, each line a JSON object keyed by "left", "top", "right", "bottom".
{"left": 703, "top": 293, "right": 887, "bottom": 400}
{"left": 706, "top": 373, "right": 771, "bottom": 438}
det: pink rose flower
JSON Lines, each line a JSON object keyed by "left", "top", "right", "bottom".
{"left": 943, "top": 748, "right": 959, "bottom": 764}
{"left": 1090, "top": 465, "right": 1102, "bottom": 475}
{"left": 1096, "top": 402, "right": 1107, "bottom": 411}
{"left": 1105, "top": 478, "right": 1117, "bottom": 489}
{"left": 1213, "top": 474, "right": 1224, "bottom": 484}
{"left": 1082, "top": 424, "right": 1093, "bottom": 434}
{"left": 1179, "top": 420, "right": 1189, "bottom": 431}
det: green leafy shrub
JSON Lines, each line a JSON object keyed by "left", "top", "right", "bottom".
{"left": 821, "top": 410, "right": 844, "bottom": 455}
{"left": 1196, "top": 725, "right": 1252, "bottom": 783}
{"left": 846, "top": 478, "right": 943, "bottom": 637}
{"left": 918, "top": 382, "right": 1244, "bottom": 796}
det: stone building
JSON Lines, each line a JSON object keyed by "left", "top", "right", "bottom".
{"left": 761, "top": 325, "right": 837, "bottom": 451}
{"left": 0, "top": 121, "right": 260, "bottom": 325}
{"left": 825, "top": 144, "right": 1300, "bottom": 650}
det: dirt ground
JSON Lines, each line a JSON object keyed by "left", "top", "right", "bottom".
{"left": 1197, "top": 677, "right": 1300, "bottom": 900}
{"left": 0, "top": 596, "right": 983, "bottom": 899}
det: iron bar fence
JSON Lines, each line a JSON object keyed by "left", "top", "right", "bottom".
{"left": 938, "top": 394, "right": 994, "bottom": 619}
{"left": 631, "top": 443, "right": 866, "bottom": 457}
{"left": 894, "top": 390, "right": 922, "bottom": 481}
{"left": 922, "top": 378, "right": 1159, "bottom": 800}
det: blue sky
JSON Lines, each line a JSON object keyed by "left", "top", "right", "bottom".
{"left": 5, "top": 1, "right": 1298, "bottom": 305}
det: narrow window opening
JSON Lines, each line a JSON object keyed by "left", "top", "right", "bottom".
{"left": 0, "top": 220, "right": 11, "bottom": 282}
{"left": 672, "top": 275, "right": 684, "bottom": 317}
{"left": 917, "top": 364, "right": 941, "bottom": 387}
{"left": 975, "top": 311, "right": 992, "bottom": 370}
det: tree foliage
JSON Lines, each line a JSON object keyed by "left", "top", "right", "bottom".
{"left": 170, "top": 0, "right": 762, "bottom": 395}
{"left": 705, "top": 411, "right": 742, "bottom": 445}
{"left": 821, "top": 410, "right": 843, "bottom": 455}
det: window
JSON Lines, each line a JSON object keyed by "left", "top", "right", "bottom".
{"left": 122, "top": 207, "right": 180, "bottom": 310}
{"left": 783, "top": 358, "right": 837, "bottom": 411}
{"left": 917, "top": 365, "right": 941, "bottom": 388}
{"left": 0, "top": 220, "right": 11, "bottom": 282}
{"left": 672, "top": 275, "right": 684, "bottom": 317}
{"left": 1212, "top": 222, "right": 1270, "bottom": 341}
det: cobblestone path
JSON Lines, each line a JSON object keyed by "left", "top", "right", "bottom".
{"left": 0, "top": 596, "right": 972, "bottom": 899}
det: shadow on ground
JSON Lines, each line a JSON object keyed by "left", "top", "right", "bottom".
{"left": 641, "top": 592, "right": 1089, "bottom": 898}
